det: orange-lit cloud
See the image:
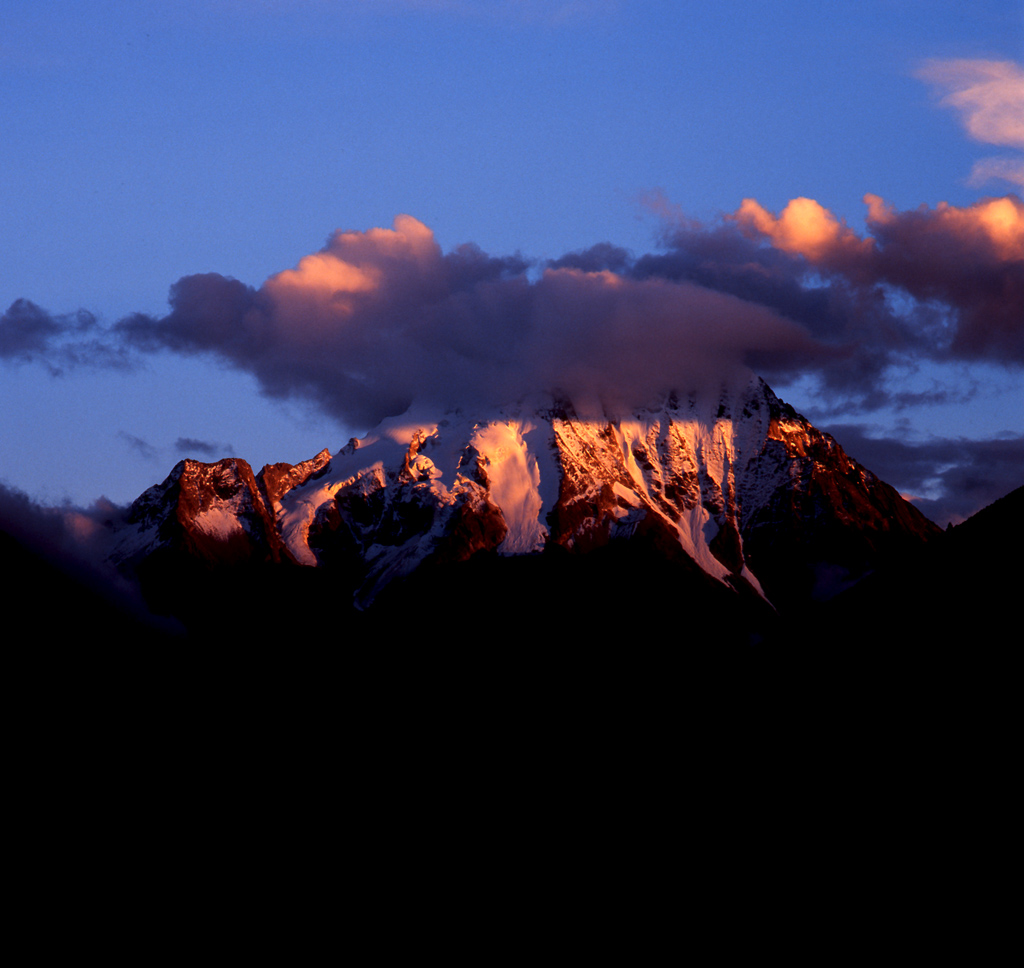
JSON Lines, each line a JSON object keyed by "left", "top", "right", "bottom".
{"left": 268, "top": 253, "right": 379, "bottom": 298}
{"left": 734, "top": 193, "right": 1024, "bottom": 267}
{"left": 733, "top": 197, "right": 870, "bottom": 264}
{"left": 640, "top": 190, "right": 1024, "bottom": 397}
{"left": 261, "top": 215, "right": 438, "bottom": 334}
{"left": 866, "top": 192, "right": 1024, "bottom": 261}
{"left": 269, "top": 214, "right": 439, "bottom": 297}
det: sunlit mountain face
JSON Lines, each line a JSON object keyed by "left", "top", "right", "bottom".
{"left": 96, "top": 375, "right": 939, "bottom": 644}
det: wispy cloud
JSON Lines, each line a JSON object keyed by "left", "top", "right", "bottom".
{"left": 117, "top": 432, "right": 158, "bottom": 461}
{"left": 917, "top": 58, "right": 1024, "bottom": 188}
{"left": 175, "top": 437, "right": 235, "bottom": 459}
{"left": 968, "top": 156, "right": 1024, "bottom": 190}
{"left": 0, "top": 299, "right": 132, "bottom": 375}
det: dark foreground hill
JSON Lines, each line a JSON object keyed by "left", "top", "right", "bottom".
{"left": 807, "top": 484, "right": 1022, "bottom": 654}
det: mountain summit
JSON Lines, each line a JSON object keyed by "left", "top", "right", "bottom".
{"left": 108, "top": 376, "right": 938, "bottom": 637}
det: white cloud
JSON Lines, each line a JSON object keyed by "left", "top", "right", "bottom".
{"left": 917, "top": 58, "right": 1024, "bottom": 189}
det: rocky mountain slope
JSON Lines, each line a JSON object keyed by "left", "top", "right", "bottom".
{"left": 107, "top": 376, "right": 939, "bottom": 637}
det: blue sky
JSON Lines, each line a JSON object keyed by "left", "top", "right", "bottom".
{"left": 2, "top": 0, "right": 1022, "bottom": 524}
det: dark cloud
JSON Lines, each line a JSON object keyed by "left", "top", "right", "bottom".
{"left": 0, "top": 299, "right": 65, "bottom": 360}
{"left": 860, "top": 195, "right": 1024, "bottom": 362}
{"left": 175, "top": 437, "right": 234, "bottom": 459}
{"left": 547, "top": 242, "right": 633, "bottom": 274}
{"left": 0, "top": 480, "right": 181, "bottom": 636}
{"left": 117, "top": 275, "right": 262, "bottom": 359}
{"left": 640, "top": 194, "right": 1024, "bottom": 410}
{"left": 0, "top": 478, "right": 128, "bottom": 574}
{"left": 117, "top": 432, "right": 158, "bottom": 461}
{"left": 116, "top": 215, "right": 816, "bottom": 425}
{"left": 632, "top": 224, "right": 894, "bottom": 403}
{"left": 1, "top": 299, "right": 132, "bottom": 374}
{"left": 0, "top": 478, "right": 79, "bottom": 556}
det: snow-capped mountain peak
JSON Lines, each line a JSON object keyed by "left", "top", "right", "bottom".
{"left": 108, "top": 376, "right": 939, "bottom": 613}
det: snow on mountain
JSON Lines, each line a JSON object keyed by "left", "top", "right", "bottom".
{"left": 107, "top": 374, "right": 939, "bottom": 614}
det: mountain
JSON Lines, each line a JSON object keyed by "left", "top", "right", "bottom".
{"left": 106, "top": 375, "right": 939, "bottom": 641}
{"left": 815, "top": 483, "right": 1022, "bottom": 653}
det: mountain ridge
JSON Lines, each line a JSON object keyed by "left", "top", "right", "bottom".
{"left": 106, "top": 375, "right": 939, "bottom": 637}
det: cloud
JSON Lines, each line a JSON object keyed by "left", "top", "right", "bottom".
{"left": 0, "top": 299, "right": 65, "bottom": 360}
{"left": 103, "top": 191, "right": 1020, "bottom": 440}
{"left": 118, "top": 432, "right": 159, "bottom": 461}
{"left": 0, "top": 480, "right": 181, "bottom": 635}
{"left": 917, "top": 58, "right": 1024, "bottom": 188}
{"left": 968, "top": 156, "right": 1024, "bottom": 190}
{"left": 1, "top": 299, "right": 132, "bottom": 374}
{"left": 917, "top": 59, "right": 1024, "bottom": 149}
{"left": 862, "top": 194, "right": 1024, "bottom": 360}
{"left": 660, "top": 193, "right": 1024, "bottom": 381}
{"left": 117, "top": 215, "right": 817, "bottom": 426}
{"left": 732, "top": 197, "right": 871, "bottom": 264}
{"left": 0, "top": 478, "right": 129, "bottom": 576}
{"left": 175, "top": 437, "right": 235, "bottom": 458}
